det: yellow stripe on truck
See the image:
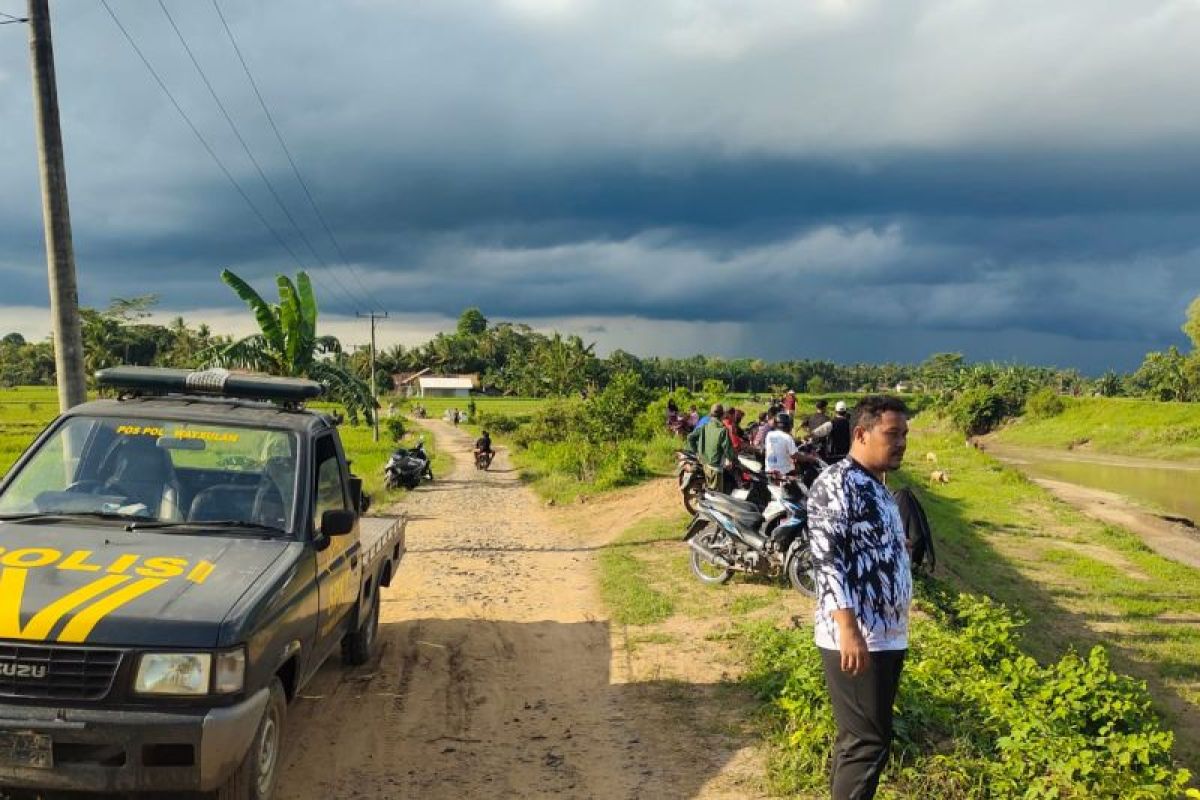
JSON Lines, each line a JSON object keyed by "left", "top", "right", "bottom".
{"left": 57, "top": 578, "right": 168, "bottom": 643}
{"left": 0, "top": 569, "right": 130, "bottom": 640}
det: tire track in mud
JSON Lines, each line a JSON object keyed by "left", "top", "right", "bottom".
{"left": 275, "top": 420, "right": 761, "bottom": 799}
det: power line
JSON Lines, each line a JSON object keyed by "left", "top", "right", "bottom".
{"left": 97, "top": 0, "right": 356, "bottom": 317}
{"left": 210, "top": 0, "right": 380, "bottom": 312}
{"left": 0, "top": 10, "right": 29, "bottom": 22}
{"left": 155, "top": 0, "right": 370, "bottom": 315}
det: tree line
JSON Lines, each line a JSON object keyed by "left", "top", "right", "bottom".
{"left": 3, "top": 281, "right": 1199, "bottom": 405}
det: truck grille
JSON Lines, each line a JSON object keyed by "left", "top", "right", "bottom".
{"left": 0, "top": 642, "right": 123, "bottom": 701}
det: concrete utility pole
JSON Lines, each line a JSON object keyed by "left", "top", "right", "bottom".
{"left": 357, "top": 311, "right": 388, "bottom": 441}
{"left": 28, "top": 0, "right": 86, "bottom": 411}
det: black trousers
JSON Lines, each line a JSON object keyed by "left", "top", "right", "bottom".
{"left": 819, "top": 647, "right": 906, "bottom": 800}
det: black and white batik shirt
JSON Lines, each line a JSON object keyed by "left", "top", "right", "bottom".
{"left": 807, "top": 458, "right": 912, "bottom": 652}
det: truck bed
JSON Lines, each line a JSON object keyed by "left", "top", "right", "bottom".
{"left": 360, "top": 514, "right": 406, "bottom": 571}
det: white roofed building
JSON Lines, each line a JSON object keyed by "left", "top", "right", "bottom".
{"left": 416, "top": 376, "right": 474, "bottom": 398}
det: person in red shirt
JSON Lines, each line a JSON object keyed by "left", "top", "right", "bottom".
{"left": 723, "top": 407, "right": 745, "bottom": 451}
{"left": 783, "top": 389, "right": 797, "bottom": 413}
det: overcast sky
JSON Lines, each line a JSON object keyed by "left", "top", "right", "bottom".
{"left": 2, "top": 0, "right": 1198, "bottom": 373}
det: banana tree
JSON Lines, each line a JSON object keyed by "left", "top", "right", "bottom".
{"left": 210, "top": 269, "right": 376, "bottom": 424}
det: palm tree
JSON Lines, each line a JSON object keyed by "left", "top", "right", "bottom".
{"left": 210, "top": 269, "right": 375, "bottom": 424}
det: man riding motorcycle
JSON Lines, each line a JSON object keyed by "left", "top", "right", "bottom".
{"left": 474, "top": 430, "right": 494, "bottom": 469}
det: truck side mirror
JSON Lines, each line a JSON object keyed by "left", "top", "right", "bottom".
{"left": 321, "top": 509, "right": 355, "bottom": 537}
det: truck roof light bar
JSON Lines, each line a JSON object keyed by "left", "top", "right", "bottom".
{"left": 95, "top": 366, "right": 323, "bottom": 404}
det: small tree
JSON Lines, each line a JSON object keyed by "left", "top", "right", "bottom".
{"left": 212, "top": 269, "right": 376, "bottom": 423}
{"left": 584, "top": 370, "right": 652, "bottom": 445}
{"left": 1183, "top": 295, "right": 1200, "bottom": 351}
{"left": 806, "top": 375, "right": 828, "bottom": 395}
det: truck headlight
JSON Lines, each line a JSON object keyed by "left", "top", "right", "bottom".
{"left": 135, "top": 653, "right": 211, "bottom": 695}
{"left": 134, "top": 648, "right": 246, "bottom": 696}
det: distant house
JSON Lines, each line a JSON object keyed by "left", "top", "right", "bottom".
{"left": 894, "top": 382, "right": 913, "bottom": 393}
{"left": 392, "top": 368, "right": 431, "bottom": 397}
{"left": 416, "top": 376, "right": 474, "bottom": 398}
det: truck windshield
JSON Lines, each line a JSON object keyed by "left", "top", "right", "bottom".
{"left": 0, "top": 416, "right": 299, "bottom": 533}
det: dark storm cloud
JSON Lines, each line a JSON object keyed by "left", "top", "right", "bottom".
{"left": 1, "top": 0, "right": 1199, "bottom": 370}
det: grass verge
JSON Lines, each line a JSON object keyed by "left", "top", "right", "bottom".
{"left": 991, "top": 396, "right": 1200, "bottom": 461}
{"left": 598, "top": 515, "right": 682, "bottom": 624}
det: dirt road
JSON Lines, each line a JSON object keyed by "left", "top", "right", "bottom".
{"left": 276, "top": 420, "right": 761, "bottom": 799}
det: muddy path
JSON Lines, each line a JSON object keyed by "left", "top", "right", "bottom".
{"left": 276, "top": 420, "right": 761, "bottom": 799}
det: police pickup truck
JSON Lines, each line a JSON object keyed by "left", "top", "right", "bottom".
{"left": 0, "top": 367, "right": 405, "bottom": 799}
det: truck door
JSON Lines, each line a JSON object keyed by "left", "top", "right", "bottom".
{"left": 312, "top": 433, "right": 361, "bottom": 652}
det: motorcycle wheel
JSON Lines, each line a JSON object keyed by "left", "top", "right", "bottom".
{"left": 384, "top": 473, "right": 399, "bottom": 490}
{"left": 680, "top": 474, "right": 703, "bottom": 516}
{"left": 689, "top": 524, "right": 734, "bottom": 585}
{"left": 785, "top": 542, "right": 816, "bottom": 597}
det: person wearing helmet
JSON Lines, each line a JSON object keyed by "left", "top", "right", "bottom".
{"left": 474, "top": 430, "right": 494, "bottom": 467}
{"left": 828, "top": 400, "right": 851, "bottom": 460}
{"left": 764, "top": 411, "right": 799, "bottom": 476}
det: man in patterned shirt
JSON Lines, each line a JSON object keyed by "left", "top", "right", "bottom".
{"left": 807, "top": 395, "right": 911, "bottom": 800}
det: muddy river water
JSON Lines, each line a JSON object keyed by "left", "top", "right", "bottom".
{"left": 986, "top": 444, "right": 1200, "bottom": 524}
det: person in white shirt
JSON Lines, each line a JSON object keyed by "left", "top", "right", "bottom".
{"left": 763, "top": 412, "right": 799, "bottom": 474}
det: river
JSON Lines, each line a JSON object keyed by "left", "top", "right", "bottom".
{"left": 985, "top": 444, "right": 1200, "bottom": 525}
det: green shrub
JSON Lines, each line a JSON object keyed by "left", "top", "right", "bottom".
{"left": 743, "top": 592, "right": 1191, "bottom": 799}
{"left": 475, "top": 410, "right": 527, "bottom": 434}
{"left": 583, "top": 370, "right": 652, "bottom": 445}
{"left": 596, "top": 441, "right": 647, "bottom": 489}
{"left": 948, "top": 386, "right": 1015, "bottom": 435}
{"left": 1025, "top": 388, "right": 1066, "bottom": 418}
{"left": 383, "top": 416, "right": 406, "bottom": 442}
{"left": 511, "top": 400, "right": 582, "bottom": 449}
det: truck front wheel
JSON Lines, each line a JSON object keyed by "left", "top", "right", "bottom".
{"left": 341, "top": 586, "right": 381, "bottom": 666}
{"left": 215, "top": 677, "right": 286, "bottom": 800}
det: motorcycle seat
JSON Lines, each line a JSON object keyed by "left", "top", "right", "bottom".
{"left": 702, "top": 492, "right": 763, "bottom": 529}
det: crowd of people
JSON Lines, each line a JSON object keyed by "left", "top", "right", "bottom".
{"left": 669, "top": 389, "right": 853, "bottom": 475}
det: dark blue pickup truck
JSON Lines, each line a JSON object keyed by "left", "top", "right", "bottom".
{"left": 0, "top": 367, "right": 405, "bottom": 799}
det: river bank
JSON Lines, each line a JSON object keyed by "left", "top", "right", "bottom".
{"left": 981, "top": 442, "right": 1200, "bottom": 571}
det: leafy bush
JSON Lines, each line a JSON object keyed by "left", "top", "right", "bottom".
{"left": 596, "top": 441, "right": 647, "bottom": 489}
{"left": 637, "top": 388, "right": 701, "bottom": 439}
{"left": 583, "top": 370, "right": 652, "bottom": 445}
{"left": 1025, "top": 387, "right": 1066, "bottom": 418}
{"left": 948, "top": 386, "right": 1017, "bottom": 436}
{"left": 510, "top": 400, "right": 583, "bottom": 449}
{"left": 474, "top": 410, "right": 527, "bottom": 434}
{"left": 743, "top": 592, "right": 1191, "bottom": 799}
{"left": 383, "top": 416, "right": 406, "bottom": 442}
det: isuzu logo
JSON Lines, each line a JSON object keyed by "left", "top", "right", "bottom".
{"left": 0, "top": 662, "right": 48, "bottom": 679}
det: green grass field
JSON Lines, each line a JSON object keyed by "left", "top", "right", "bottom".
{"left": 992, "top": 396, "right": 1200, "bottom": 461}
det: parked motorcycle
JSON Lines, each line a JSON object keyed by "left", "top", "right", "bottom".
{"left": 383, "top": 438, "right": 433, "bottom": 489}
{"left": 683, "top": 475, "right": 816, "bottom": 595}
{"left": 675, "top": 450, "right": 705, "bottom": 515}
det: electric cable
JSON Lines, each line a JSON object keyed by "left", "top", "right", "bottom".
{"left": 98, "top": 0, "right": 359, "bottom": 318}
{"left": 211, "top": 0, "right": 380, "bottom": 312}
{"left": 157, "top": 0, "right": 370, "bottom": 315}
